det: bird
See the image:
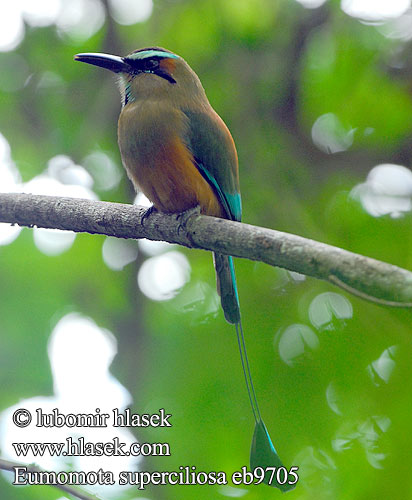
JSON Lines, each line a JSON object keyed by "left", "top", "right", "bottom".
{"left": 75, "top": 47, "right": 293, "bottom": 490}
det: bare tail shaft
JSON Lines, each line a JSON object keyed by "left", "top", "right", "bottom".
{"left": 214, "top": 252, "right": 261, "bottom": 422}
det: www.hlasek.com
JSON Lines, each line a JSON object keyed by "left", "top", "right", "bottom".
{"left": 13, "top": 436, "right": 169, "bottom": 458}
{"left": 10, "top": 407, "right": 299, "bottom": 489}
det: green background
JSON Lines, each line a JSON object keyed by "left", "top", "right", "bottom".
{"left": 1, "top": 0, "right": 412, "bottom": 499}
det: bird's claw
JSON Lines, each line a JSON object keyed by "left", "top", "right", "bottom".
{"left": 176, "top": 205, "right": 201, "bottom": 234}
{"left": 141, "top": 205, "right": 158, "bottom": 226}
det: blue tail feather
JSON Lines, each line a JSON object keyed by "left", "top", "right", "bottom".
{"left": 215, "top": 254, "right": 292, "bottom": 490}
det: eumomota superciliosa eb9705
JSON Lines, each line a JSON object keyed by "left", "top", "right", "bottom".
{"left": 75, "top": 47, "right": 296, "bottom": 490}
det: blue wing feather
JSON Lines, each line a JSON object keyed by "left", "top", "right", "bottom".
{"left": 195, "top": 162, "right": 241, "bottom": 222}
{"left": 183, "top": 108, "right": 241, "bottom": 221}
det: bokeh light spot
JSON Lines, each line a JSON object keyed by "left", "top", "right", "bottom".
{"left": 276, "top": 324, "right": 319, "bottom": 366}
{"left": 309, "top": 292, "right": 353, "bottom": 330}
{"left": 133, "top": 193, "right": 176, "bottom": 256}
{"left": 367, "top": 345, "right": 398, "bottom": 385}
{"left": 138, "top": 251, "right": 191, "bottom": 301}
{"left": 48, "top": 154, "right": 94, "bottom": 188}
{"left": 168, "top": 281, "right": 220, "bottom": 322}
{"left": 341, "top": 0, "right": 411, "bottom": 22}
{"left": 351, "top": 163, "right": 412, "bottom": 217}
{"left": 108, "top": 0, "right": 153, "bottom": 25}
{"left": 21, "top": 0, "right": 62, "bottom": 27}
{"left": 49, "top": 313, "right": 119, "bottom": 398}
{"left": 24, "top": 154, "right": 97, "bottom": 200}
{"left": 102, "top": 237, "right": 138, "bottom": 271}
{"left": 358, "top": 415, "right": 391, "bottom": 469}
{"left": 33, "top": 228, "right": 76, "bottom": 256}
{"left": 219, "top": 485, "right": 249, "bottom": 497}
{"left": 333, "top": 416, "right": 391, "bottom": 468}
{"left": 0, "top": 3, "right": 24, "bottom": 52}
{"left": 379, "top": 8, "right": 412, "bottom": 40}
{"left": 312, "top": 113, "right": 355, "bottom": 154}
{"left": 326, "top": 382, "right": 342, "bottom": 415}
{"left": 56, "top": 0, "right": 105, "bottom": 41}
{"left": 83, "top": 151, "right": 122, "bottom": 191}
{"left": 0, "top": 224, "right": 21, "bottom": 246}
{"left": 0, "top": 133, "right": 22, "bottom": 193}
{"left": 292, "top": 447, "right": 336, "bottom": 486}
{"left": 139, "top": 239, "right": 174, "bottom": 257}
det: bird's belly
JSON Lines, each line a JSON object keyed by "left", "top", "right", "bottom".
{"left": 118, "top": 126, "right": 224, "bottom": 218}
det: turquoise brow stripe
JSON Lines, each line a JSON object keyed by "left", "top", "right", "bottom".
{"left": 129, "top": 50, "right": 179, "bottom": 60}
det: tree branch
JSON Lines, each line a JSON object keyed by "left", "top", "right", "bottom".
{"left": 0, "top": 458, "right": 103, "bottom": 500}
{"left": 1, "top": 192, "right": 412, "bottom": 307}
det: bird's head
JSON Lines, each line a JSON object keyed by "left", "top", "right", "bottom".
{"left": 74, "top": 47, "right": 207, "bottom": 107}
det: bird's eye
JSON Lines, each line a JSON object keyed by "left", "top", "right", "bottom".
{"left": 145, "top": 59, "right": 159, "bottom": 70}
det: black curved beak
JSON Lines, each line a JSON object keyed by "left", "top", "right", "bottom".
{"left": 74, "top": 53, "right": 130, "bottom": 74}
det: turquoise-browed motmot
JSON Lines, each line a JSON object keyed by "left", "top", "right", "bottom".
{"left": 75, "top": 48, "right": 293, "bottom": 490}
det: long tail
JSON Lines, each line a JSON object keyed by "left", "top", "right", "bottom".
{"left": 213, "top": 252, "right": 261, "bottom": 423}
{"left": 214, "top": 253, "right": 294, "bottom": 491}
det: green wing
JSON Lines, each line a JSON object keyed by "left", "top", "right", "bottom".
{"left": 183, "top": 108, "right": 242, "bottom": 222}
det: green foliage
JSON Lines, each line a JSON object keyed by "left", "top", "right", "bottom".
{"left": 1, "top": 1, "right": 412, "bottom": 499}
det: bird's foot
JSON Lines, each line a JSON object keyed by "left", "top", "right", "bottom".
{"left": 176, "top": 205, "right": 201, "bottom": 234}
{"left": 141, "top": 205, "right": 158, "bottom": 226}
